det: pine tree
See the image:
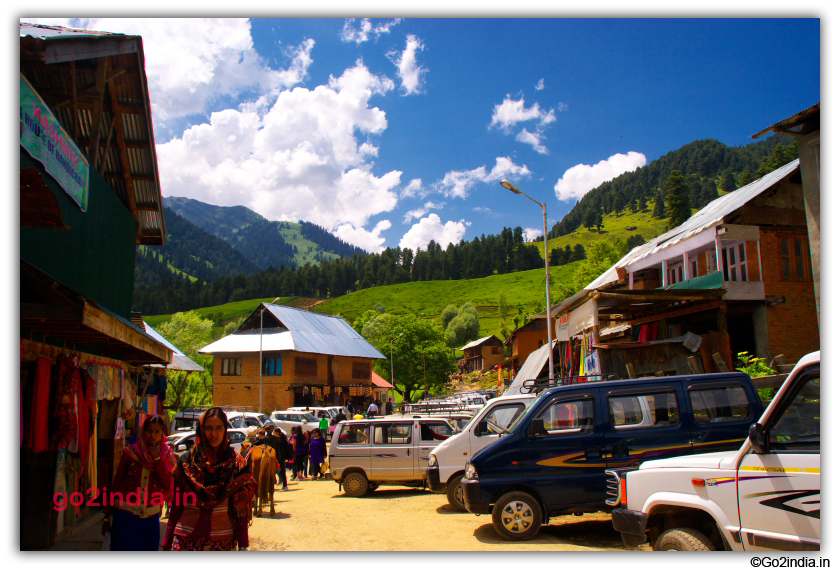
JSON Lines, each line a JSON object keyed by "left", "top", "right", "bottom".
{"left": 665, "top": 170, "right": 692, "bottom": 229}
{"left": 652, "top": 190, "right": 665, "bottom": 219}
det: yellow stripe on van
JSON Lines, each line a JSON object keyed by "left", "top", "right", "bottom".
{"left": 739, "top": 466, "right": 820, "bottom": 474}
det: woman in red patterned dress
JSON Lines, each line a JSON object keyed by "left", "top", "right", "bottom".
{"left": 162, "top": 408, "right": 256, "bottom": 551}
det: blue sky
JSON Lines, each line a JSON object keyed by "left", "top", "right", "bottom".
{"left": 23, "top": 17, "right": 820, "bottom": 253}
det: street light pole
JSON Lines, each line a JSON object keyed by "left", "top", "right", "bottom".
{"left": 500, "top": 180, "right": 555, "bottom": 379}
{"left": 259, "top": 297, "right": 283, "bottom": 414}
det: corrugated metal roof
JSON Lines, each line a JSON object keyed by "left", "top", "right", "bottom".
{"left": 460, "top": 335, "right": 497, "bottom": 351}
{"left": 753, "top": 103, "right": 820, "bottom": 139}
{"left": 504, "top": 341, "right": 555, "bottom": 396}
{"left": 200, "top": 304, "right": 386, "bottom": 360}
{"left": 143, "top": 322, "right": 205, "bottom": 372}
{"left": 585, "top": 159, "right": 800, "bottom": 291}
{"left": 20, "top": 22, "right": 166, "bottom": 245}
{"left": 371, "top": 372, "right": 395, "bottom": 389}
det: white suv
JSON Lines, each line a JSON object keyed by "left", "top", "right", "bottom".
{"left": 270, "top": 410, "right": 320, "bottom": 434}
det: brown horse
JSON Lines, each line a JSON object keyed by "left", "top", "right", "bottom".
{"left": 245, "top": 444, "right": 277, "bottom": 517}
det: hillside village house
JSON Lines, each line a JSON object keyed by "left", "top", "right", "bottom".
{"left": 200, "top": 304, "right": 386, "bottom": 413}
{"left": 458, "top": 335, "right": 505, "bottom": 373}
{"left": 545, "top": 158, "right": 817, "bottom": 379}
{"left": 498, "top": 318, "right": 555, "bottom": 382}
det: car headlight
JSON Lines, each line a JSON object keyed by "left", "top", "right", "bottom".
{"left": 464, "top": 462, "right": 478, "bottom": 480}
{"left": 428, "top": 454, "right": 438, "bottom": 468}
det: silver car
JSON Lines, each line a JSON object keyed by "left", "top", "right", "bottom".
{"left": 329, "top": 417, "right": 456, "bottom": 497}
{"left": 270, "top": 410, "right": 320, "bottom": 434}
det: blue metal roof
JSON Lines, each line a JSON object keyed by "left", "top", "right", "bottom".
{"left": 251, "top": 304, "right": 385, "bottom": 360}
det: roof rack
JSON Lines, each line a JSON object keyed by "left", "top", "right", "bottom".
{"left": 519, "top": 374, "right": 620, "bottom": 394}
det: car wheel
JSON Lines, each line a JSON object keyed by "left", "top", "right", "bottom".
{"left": 654, "top": 528, "right": 715, "bottom": 551}
{"left": 491, "top": 491, "right": 542, "bottom": 541}
{"left": 446, "top": 474, "right": 466, "bottom": 512}
{"left": 343, "top": 472, "right": 369, "bottom": 497}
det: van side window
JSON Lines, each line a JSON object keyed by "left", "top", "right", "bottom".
{"left": 420, "top": 422, "right": 453, "bottom": 442}
{"left": 337, "top": 424, "right": 369, "bottom": 445}
{"left": 230, "top": 417, "right": 245, "bottom": 429}
{"left": 690, "top": 386, "right": 752, "bottom": 424}
{"left": 609, "top": 392, "right": 679, "bottom": 429}
{"left": 374, "top": 423, "right": 412, "bottom": 445}
{"left": 769, "top": 374, "right": 820, "bottom": 452}
{"left": 536, "top": 399, "right": 595, "bottom": 434}
{"left": 229, "top": 432, "right": 245, "bottom": 444}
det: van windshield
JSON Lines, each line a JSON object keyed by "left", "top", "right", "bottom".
{"left": 505, "top": 395, "right": 542, "bottom": 433}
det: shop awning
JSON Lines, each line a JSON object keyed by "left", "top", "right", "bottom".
{"left": 142, "top": 322, "right": 205, "bottom": 372}
{"left": 20, "top": 261, "right": 172, "bottom": 365}
{"left": 504, "top": 341, "right": 555, "bottom": 396}
{"left": 371, "top": 372, "right": 395, "bottom": 389}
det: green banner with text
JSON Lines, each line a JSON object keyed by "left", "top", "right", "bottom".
{"left": 20, "top": 73, "right": 89, "bottom": 211}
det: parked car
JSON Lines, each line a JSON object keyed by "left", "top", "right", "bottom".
{"left": 325, "top": 406, "right": 351, "bottom": 419}
{"left": 227, "top": 411, "right": 272, "bottom": 430}
{"left": 329, "top": 416, "right": 457, "bottom": 497}
{"left": 610, "top": 351, "right": 820, "bottom": 551}
{"left": 462, "top": 371, "right": 765, "bottom": 540}
{"left": 167, "top": 427, "right": 250, "bottom": 455}
{"left": 287, "top": 406, "right": 337, "bottom": 421}
{"left": 427, "top": 393, "right": 536, "bottom": 511}
{"left": 172, "top": 408, "right": 271, "bottom": 432}
{"left": 270, "top": 410, "right": 320, "bottom": 433}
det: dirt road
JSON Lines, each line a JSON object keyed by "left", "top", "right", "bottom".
{"left": 238, "top": 477, "right": 634, "bottom": 551}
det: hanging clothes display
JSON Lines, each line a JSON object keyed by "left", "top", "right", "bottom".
{"left": 27, "top": 357, "right": 52, "bottom": 453}
{"left": 52, "top": 355, "right": 80, "bottom": 450}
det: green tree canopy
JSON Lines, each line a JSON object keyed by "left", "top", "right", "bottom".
{"left": 359, "top": 312, "right": 455, "bottom": 402}
{"left": 573, "top": 238, "right": 629, "bottom": 291}
{"left": 445, "top": 302, "right": 481, "bottom": 349}
{"left": 157, "top": 311, "right": 215, "bottom": 418}
{"left": 440, "top": 304, "right": 458, "bottom": 330}
{"left": 665, "top": 170, "right": 692, "bottom": 229}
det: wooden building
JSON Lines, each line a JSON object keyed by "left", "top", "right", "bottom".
{"left": 201, "top": 304, "right": 386, "bottom": 413}
{"left": 20, "top": 23, "right": 171, "bottom": 549}
{"left": 458, "top": 335, "right": 505, "bottom": 373}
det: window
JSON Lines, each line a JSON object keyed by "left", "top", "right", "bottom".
{"left": 420, "top": 422, "right": 454, "bottom": 442}
{"left": 690, "top": 386, "right": 752, "bottom": 424}
{"left": 221, "top": 358, "right": 241, "bottom": 376}
{"left": 352, "top": 361, "right": 370, "bottom": 380}
{"left": 769, "top": 374, "right": 819, "bottom": 452}
{"left": 669, "top": 263, "right": 684, "bottom": 285}
{"left": 229, "top": 432, "right": 245, "bottom": 444}
{"left": 609, "top": 392, "right": 680, "bottom": 429}
{"left": 337, "top": 424, "right": 369, "bottom": 445}
{"left": 535, "top": 399, "right": 595, "bottom": 434}
{"left": 244, "top": 417, "right": 261, "bottom": 427}
{"left": 479, "top": 403, "right": 526, "bottom": 435}
{"left": 723, "top": 241, "right": 748, "bottom": 282}
{"left": 263, "top": 354, "right": 282, "bottom": 376}
{"left": 295, "top": 357, "right": 317, "bottom": 376}
{"left": 374, "top": 423, "right": 413, "bottom": 445}
{"left": 228, "top": 416, "right": 245, "bottom": 428}
{"left": 778, "top": 235, "right": 811, "bottom": 281}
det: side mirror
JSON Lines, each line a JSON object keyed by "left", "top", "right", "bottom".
{"left": 528, "top": 419, "right": 548, "bottom": 439}
{"left": 177, "top": 444, "right": 186, "bottom": 451}
{"left": 749, "top": 423, "right": 768, "bottom": 454}
{"left": 477, "top": 421, "right": 489, "bottom": 435}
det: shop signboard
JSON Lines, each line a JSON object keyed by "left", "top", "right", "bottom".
{"left": 20, "top": 73, "right": 89, "bottom": 211}
{"left": 555, "top": 312, "right": 570, "bottom": 341}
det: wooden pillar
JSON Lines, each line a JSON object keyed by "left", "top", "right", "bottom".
{"left": 629, "top": 270, "right": 634, "bottom": 290}
{"left": 683, "top": 252, "right": 690, "bottom": 280}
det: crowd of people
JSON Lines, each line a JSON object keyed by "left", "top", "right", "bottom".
{"left": 102, "top": 399, "right": 401, "bottom": 551}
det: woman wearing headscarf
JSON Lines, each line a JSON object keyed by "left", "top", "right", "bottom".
{"left": 102, "top": 415, "right": 174, "bottom": 551}
{"left": 290, "top": 426, "right": 309, "bottom": 481}
{"left": 162, "top": 407, "right": 257, "bottom": 551}
{"left": 308, "top": 428, "right": 327, "bottom": 479}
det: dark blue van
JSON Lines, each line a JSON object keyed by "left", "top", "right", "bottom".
{"left": 461, "top": 372, "right": 762, "bottom": 540}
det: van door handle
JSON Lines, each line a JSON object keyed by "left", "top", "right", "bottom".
{"left": 585, "top": 446, "right": 602, "bottom": 460}
{"left": 407, "top": 449, "right": 411, "bottom": 456}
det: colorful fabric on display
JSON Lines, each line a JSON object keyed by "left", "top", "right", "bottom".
{"left": 28, "top": 357, "right": 52, "bottom": 453}
{"left": 54, "top": 448, "right": 68, "bottom": 536}
{"left": 52, "top": 355, "right": 79, "bottom": 450}
{"left": 171, "top": 534, "right": 237, "bottom": 551}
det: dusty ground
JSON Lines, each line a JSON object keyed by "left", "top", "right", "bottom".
{"left": 238, "top": 476, "right": 637, "bottom": 551}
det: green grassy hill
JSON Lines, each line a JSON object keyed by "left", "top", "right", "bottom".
{"left": 277, "top": 222, "right": 342, "bottom": 266}
{"left": 311, "top": 261, "right": 584, "bottom": 340}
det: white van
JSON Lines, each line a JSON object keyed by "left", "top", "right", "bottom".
{"left": 426, "top": 393, "right": 536, "bottom": 511}
{"left": 329, "top": 416, "right": 458, "bottom": 497}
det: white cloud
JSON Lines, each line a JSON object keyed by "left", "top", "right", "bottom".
{"left": 156, "top": 60, "right": 402, "bottom": 237}
{"left": 401, "top": 178, "right": 425, "bottom": 199}
{"left": 341, "top": 18, "right": 402, "bottom": 44}
{"left": 557, "top": 102, "right": 568, "bottom": 112}
{"left": 436, "top": 157, "right": 531, "bottom": 199}
{"left": 554, "top": 151, "right": 647, "bottom": 201}
{"left": 535, "top": 78, "right": 545, "bottom": 91}
{"left": 333, "top": 220, "right": 392, "bottom": 253}
{"left": 25, "top": 18, "right": 315, "bottom": 136}
{"left": 516, "top": 128, "right": 548, "bottom": 154}
{"left": 490, "top": 96, "right": 556, "bottom": 131}
{"left": 472, "top": 206, "right": 492, "bottom": 213}
{"left": 399, "top": 214, "right": 468, "bottom": 251}
{"left": 523, "top": 228, "right": 543, "bottom": 242}
{"left": 424, "top": 201, "right": 444, "bottom": 210}
{"left": 387, "top": 35, "right": 428, "bottom": 95}
{"left": 401, "top": 200, "right": 446, "bottom": 224}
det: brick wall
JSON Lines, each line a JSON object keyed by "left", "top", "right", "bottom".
{"left": 212, "top": 351, "right": 378, "bottom": 414}
{"left": 758, "top": 229, "right": 819, "bottom": 362}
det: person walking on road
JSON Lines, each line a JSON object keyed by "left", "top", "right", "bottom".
{"left": 162, "top": 407, "right": 256, "bottom": 551}
{"left": 385, "top": 398, "right": 394, "bottom": 416}
{"left": 102, "top": 415, "right": 174, "bottom": 551}
{"left": 319, "top": 414, "right": 329, "bottom": 440}
{"left": 367, "top": 400, "right": 379, "bottom": 418}
{"left": 308, "top": 428, "right": 327, "bottom": 479}
{"left": 267, "top": 427, "right": 288, "bottom": 491}
{"left": 291, "top": 426, "right": 309, "bottom": 481}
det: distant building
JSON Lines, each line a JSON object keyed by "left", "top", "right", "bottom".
{"left": 458, "top": 335, "right": 505, "bottom": 373}
{"left": 200, "top": 304, "right": 386, "bottom": 413}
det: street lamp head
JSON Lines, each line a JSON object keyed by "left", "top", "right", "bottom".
{"left": 500, "top": 179, "right": 521, "bottom": 195}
